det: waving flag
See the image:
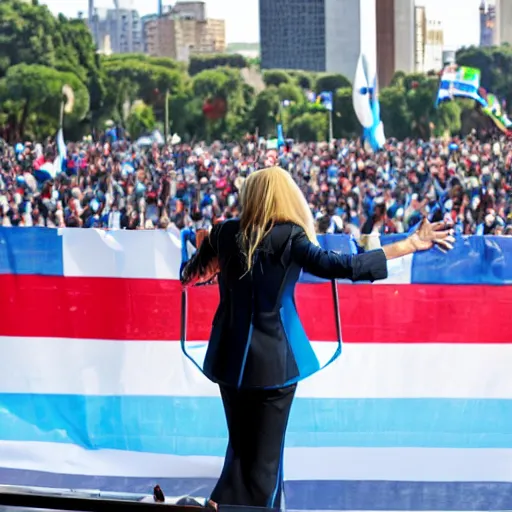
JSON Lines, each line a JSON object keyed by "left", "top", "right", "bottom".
{"left": 0, "top": 229, "right": 511, "bottom": 511}
{"left": 436, "top": 66, "right": 485, "bottom": 106}
{"left": 353, "top": 53, "right": 386, "bottom": 151}
{"left": 53, "top": 127, "right": 67, "bottom": 175}
{"left": 436, "top": 64, "right": 512, "bottom": 135}
{"left": 316, "top": 91, "right": 333, "bottom": 111}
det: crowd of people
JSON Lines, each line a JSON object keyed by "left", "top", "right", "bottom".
{"left": 1, "top": 134, "right": 512, "bottom": 239}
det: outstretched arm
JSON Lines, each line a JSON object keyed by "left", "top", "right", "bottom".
{"left": 291, "top": 229, "right": 388, "bottom": 282}
{"left": 292, "top": 219, "right": 454, "bottom": 282}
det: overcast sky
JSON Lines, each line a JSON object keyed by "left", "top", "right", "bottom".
{"left": 40, "top": 0, "right": 482, "bottom": 46}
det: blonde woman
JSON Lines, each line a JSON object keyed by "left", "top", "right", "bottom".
{"left": 181, "top": 166, "right": 454, "bottom": 510}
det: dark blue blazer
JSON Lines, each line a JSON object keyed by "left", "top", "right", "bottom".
{"left": 182, "top": 220, "right": 388, "bottom": 389}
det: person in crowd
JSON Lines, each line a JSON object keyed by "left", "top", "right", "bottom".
{"left": 0, "top": 135, "right": 511, "bottom": 236}
{"left": 180, "top": 166, "right": 455, "bottom": 510}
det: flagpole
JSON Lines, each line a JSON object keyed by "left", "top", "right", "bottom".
{"left": 164, "top": 89, "right": 170, "bottom": 143}
{"left": 329, "top": 110, "right": 333, "bottom": 142}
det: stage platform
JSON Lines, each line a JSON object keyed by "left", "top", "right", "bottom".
{"left": 1, "top": 484, "right": 511, "bottom": 512}
{"left": 0, "top": 485, "right": 208, "bottom": 512}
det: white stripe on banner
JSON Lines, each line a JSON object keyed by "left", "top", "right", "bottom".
{"left": 1, "top": 441, "right": 511, "bottom": 482}
{"left": 379, "top": 254, "right": 413, "bottom": 284}
{"left": 60, "top": 229, "right": 413, "bottom": 283}
{"left": 1, "top": 337, "right": 512, "bottom": 399}
{"left": 60, "top": 229, "right": 182, "bottom": 279}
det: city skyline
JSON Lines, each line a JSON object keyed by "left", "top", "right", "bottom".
{"left": 40, "top": 0, "right": 481, "bottom": 47}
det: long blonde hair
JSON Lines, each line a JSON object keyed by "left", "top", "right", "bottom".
{"left": 239, "top": 166, "right": 318, "bottom": 270}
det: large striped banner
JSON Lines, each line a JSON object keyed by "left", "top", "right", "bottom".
{"left": 0, "top": 228, "right": 511, "bottom": 511}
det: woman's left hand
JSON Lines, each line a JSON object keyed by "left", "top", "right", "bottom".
{"left": 181, "top": 261, "right": 219, "bottom": 287}
{"left": 408, "top": 218, "right": 455, "bottom": 252}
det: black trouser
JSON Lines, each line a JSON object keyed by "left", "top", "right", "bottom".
{"left": 210, "top": 384, "right": 297, "bottom": 509}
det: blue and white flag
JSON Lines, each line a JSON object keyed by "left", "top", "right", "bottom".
{"left": 52, "top": 127, "right": 67, "bottom": 175}
{"left": 436, "top": 66, "right": 485, "bottom": 107}
{"left": 316, "top": 91, "right": 333, "bottom": 112}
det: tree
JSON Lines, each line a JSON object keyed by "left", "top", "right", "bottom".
{"left": 390, "top": 71, "right": 407, "bottom": 88}
{"left": 404, "top": 75, "right": 438, "bottom": 138}
{"left": 277, "top": 83, "right": 304, "bottom": 104}
{"left": 0, "top": 0, "right": 103, "bottom": 138}
{"left": 379, "top": 86, "right": 411, "bottom": 140}
{"left": 2, "top": 0, "right": 502, "bottom": 142}
{"left": 251, "top": 87, "right": 280, "bottom": 137}
{"left": 435, "top": 100, "right": 462, "bottom": 137}
{"left": 103, "top": 58, "right": 186, "bottom": 104}
{"left": 0, "top": 0, "right": 60, "bottom": 74}
{"left": 127, "top": 101, "right": 156, "bottom": 139}
{"left": 333, "top": 88, "right": 359, "bottom": 138}
{"left": 315, "top": 73, "right": 351, "bottom": 92}
{"left": 56, "top": 17, "right": 105, "bottom": 117}
{"left": 189, "top": 54, "right": 248, "bottom": 76}
{"left": 457, "top": 45, "right": 512, "bottom": 106}
{"left": 289, "top": 112, "right": 329, "bottom": 141}
{"left": 288, "top": 70, "right": 315, "bottom": 90}
{"left": 0, "top": 63, "right": 89, "bottom": 139}
{"left": 262, "top": 70, "right": 291, "bottom": 87}
{"left": 192, "top": 68, "right": 235, "bottom": 98}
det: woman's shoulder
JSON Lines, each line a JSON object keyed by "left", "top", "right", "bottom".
{"left": 210, "top": 218, "right": 241, "bottom": 242}
{"left": 272, "top": 222, "right": 306, "bottom": 238}
{"left": 215, "top": 218, "right": 241, "bottom": 233}
{"left": 267, "top": 223, "right": 306, "bottom": 252}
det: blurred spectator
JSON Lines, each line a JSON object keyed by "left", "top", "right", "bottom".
{"left": 0, "top": 135, "right": 511, "bottom": 238}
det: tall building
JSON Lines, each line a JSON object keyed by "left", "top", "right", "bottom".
{"left": 414, "top": 5, "right": 427, "bottom": 72}
{"left": 376, "top": 0, "right": 415, "bottom": 87}
{"left": 259, "top": 0, "right": 417, "bottom": 85}
{"left": 259, "top": 0, "right": 377, "bottom": 81}
{"left": 496, "top": 0, "right": 512, "bottom": 45}
{"left": 141, "top": 14, "right": 159, "bottom": 54}
{"left": 259, "top": 0, "right": 326, "bottom": 72}
{"left": 480, "top": 1, "right": 497, "bottom": 47}
{"left": 423, "top": 18, "right": 444, "bottom": 72}
{"left": 88, "top": 0, "right": 94, "bottom": 25}
{"left": 88, "top": 6, "right": 143, "bottom": 54}
{"left": 414, "top": 7, "right": 444, "bottom": 73}
{"left": 144, "top": 1, "right": 226, "bottom": 61}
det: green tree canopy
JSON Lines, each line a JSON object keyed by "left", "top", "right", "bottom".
{"left": 315, "top": 73, "right": 351, "bottom": 92}
{"left": 251, "top": 87, "right": 280, "bottom": 137}
{"left": 1, "top": 0, "right": 511, "bottom": 143}
{"left": 0, "top": 63, "right": 89, "bottom": 138}
{"left": 127, "top": 100, "right": 156, "bottom": 138}
{"left": 188, "top": 54, "right": 248, "bottom": 76}
{"left": 263, "top": 70, "right": 291, "bottom": 87}
{"left": 289, "top": 111, "right": 328, "bottom": 141}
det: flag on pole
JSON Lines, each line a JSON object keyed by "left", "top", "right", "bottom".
{"left": 53, "top": 127, "right": 67, "bottom": 175}
{"left": 316, "top": 91, "right": 334, "bottom": 112}
{"left": 277, "top": 123, "right": 285, "bottom": 148}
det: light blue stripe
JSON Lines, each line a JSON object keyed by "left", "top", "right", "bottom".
{"left": 0, "top": 228, "right": 64, "bottom": 276}
{"left": 1, "top": 395, "right": 512, "bottom": 455}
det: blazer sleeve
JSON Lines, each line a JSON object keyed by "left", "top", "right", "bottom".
{"left": 291, "top": 228, "right": 388, "bottom": 282}
{"left": 181, "top": 223, "right": 221, "bottom": 280}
